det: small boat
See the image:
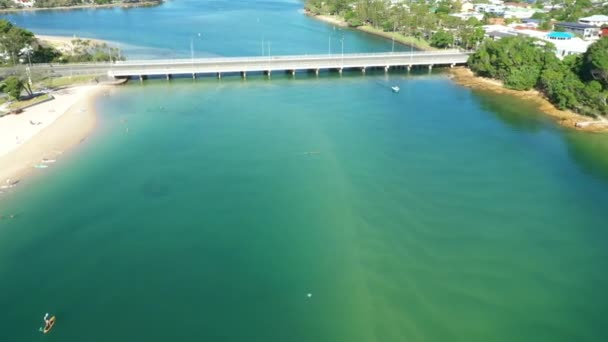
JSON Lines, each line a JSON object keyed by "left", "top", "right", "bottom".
{"left": 391, "top": 86, "right": 400, "bottom": 93}
{"left": 34, "top": 164, "right": 49, "bottom": 169}
{"left": 43, "top": 316, "right": 56, "bottom": 334}
{"left": 42, "top": 159, "right": 56, "bottom": 163}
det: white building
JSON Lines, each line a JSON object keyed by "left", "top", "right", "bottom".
{"left": 474, "top": 4, "right": 505, "bottom": 14}
{"left": 578, "top": 15, "right": 608, "bottom": 27}
{"left": 516, "top": 30, "right": 593, "bottom": 59}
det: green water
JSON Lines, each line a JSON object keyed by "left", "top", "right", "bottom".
{"left": 2, "top": 0, "right": 608, "bottom": 339}
{"left": 1, "top": 73, "right": 608, "bottom": 341}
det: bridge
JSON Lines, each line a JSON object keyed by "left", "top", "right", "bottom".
{"left": 3, "top": 50, "right": 471, "bottom": 80}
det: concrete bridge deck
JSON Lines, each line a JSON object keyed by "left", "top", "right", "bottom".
{"left": 1, "top": 50, "right": 471, "bottom": 79}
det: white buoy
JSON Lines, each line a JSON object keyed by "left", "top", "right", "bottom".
{"left": 307, "top": 293, "right": 312, "bottom": 298}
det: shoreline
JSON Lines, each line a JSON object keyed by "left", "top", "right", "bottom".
{"left": 0, "top": 85, "right": 110, "bottom": 186}
{"left": 35, "top": 34, "right": 117, "bottom": 54}
{"left": 0, "top": 1, "right": 162, "bottom": 13}
{"left": 449, "top": 67, "right": 608, "bottom": 133}
{"left": 36, "top": 34, "right": 108, "bottom": 47}
{"left": 304, "top": 10, "right": 435, "bottom": 51}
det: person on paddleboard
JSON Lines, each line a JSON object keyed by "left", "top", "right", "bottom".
{"left": 43, "top": 313, "right": 51, "bottom": 330}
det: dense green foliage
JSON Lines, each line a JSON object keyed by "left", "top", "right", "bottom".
{"left": 0, "top": 19, "right": 35, "bottom": 64}
{"left": 470, "top": 37, "right": 608, "bottom": 116}
{"left": 0, "top": 76, "right": 24, "bottom": 100}
{"left": 0, "top": 20, "right": 124, "bottom": 66}
{"left": 430, "top": 30, "right": 454, "bottom": 49}
{"left": 305, "top": 0, "right": 483, "bottom": 49}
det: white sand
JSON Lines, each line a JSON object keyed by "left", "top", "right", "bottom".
{"left": 0, "top": 85, "right": 109, "bottom": 183}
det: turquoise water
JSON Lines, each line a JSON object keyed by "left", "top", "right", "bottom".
{"left": 2, "top": 1, "right": 608, "bottom": 341}
{"left": 3, "top": 0, "right": 411, "bottom": 59}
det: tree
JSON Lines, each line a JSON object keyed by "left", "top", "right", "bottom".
{"left": 469, "top": 36, "right": 556, "bottom": 90}
{"left": 430, "top": 29, "right": 454, "bottom": 48}
{"left": 581, "top": 38, "right": 608, "bottom": 88}
{"left": 0, "top": 76, "right": 24, "bottom": 100}
{"left": 0, "top": 19, "right": 35, "bottom": 65}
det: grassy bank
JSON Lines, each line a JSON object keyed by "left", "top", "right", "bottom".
{"left": 39, "top": 75, "right": 99, "bottom": 89}
{"left": 305, "top": 11, "right": 434, "bottom": 51}
{"left": 357, "top": 25, "right": 435, "bottom": 51}
{"left": 8, "top": 93, "right": 52, "bottom": 111}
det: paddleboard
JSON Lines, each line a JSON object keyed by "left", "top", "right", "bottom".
{"left": 43, "top": 316, "right": 56, "bottom": 334}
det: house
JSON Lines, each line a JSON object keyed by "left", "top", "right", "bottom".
{"left": 515, "top": 29, "right": 594, "bottom": 58}
{"left": 473, "top": 4, "right": 505, "bottom": 14}
{"left": 482, "top": 25, "right": 517, "bottom": 40}
{"left": 460, "top": 1, "right": 474, "bottom": 12}
{"left": 554, "top": 22, "right": 601, "bottom": 40}
{"left": 546, "top": 33, "right": 593, "bottom": 58}
{"left": 578, "top": 15, "right": 608, "bottom": 27}
{"left": 485, "top": 30, "right": 518, "bottom": 40}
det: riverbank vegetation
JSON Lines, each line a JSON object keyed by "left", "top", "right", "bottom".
{"left": 469, "top": 36, "right": 608, "bottom": 117}
{"left": 305, "top": 0, "right": 485, "bottom": 50}
{"left": 0, "top": 20, "right": 122, "bottom": 101}
{"left": 0, "top": 0, "right": 162, "bottom": 10}
{"left": 0, "top": 20, "right": 123, "bottom": 65}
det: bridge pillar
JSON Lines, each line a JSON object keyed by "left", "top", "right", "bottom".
{"left": 338, "top": 68, "right": 343, "bottom": 75}
{"left": 361, "top": 67, "right": 366, "bottom": 74}
{"left": 192, "top": 73, "right": 196, "bottom": 79}
{"left": 139, "top": 75, "right": 145, "bottom": 82}
{"left": 265, "top": 70, "right": 271, "bottom": 78}
{"left": 384, "top": 66, "right": 389, "bottom": 73}
{"left": 450, "top": 63, "right": 455, "bottom": 68}
{"left": 428, "top": 64, "right": 433, "bottom": 72}
{"left": 407, "top": 65, "right": 411, "bottom": 73}
{"left": 291, "top": 70, "right": 296, "bottom": 77}
{"left": 217, "top": 72, "right": 222, "bottom": 79}
{"left": 315, "top": 68, "right": 319, "bottom": 76}
{"left": 241, "top": 71, "right": 247, "bottom": 79}
{"left": 166, "top": 74, "right": 171, "bottom": 80}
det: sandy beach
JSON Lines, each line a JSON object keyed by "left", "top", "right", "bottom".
{"left": 37, "top": 34, "right": 108, "bottom": 46}
{"left": 449, "top": 67, "right": 608, "bottom": 133}
{"left": 0, "top": 85, "right": 109, "bottom": 185}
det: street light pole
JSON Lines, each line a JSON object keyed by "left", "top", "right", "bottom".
{"left": 341, "top": 36, "right": 344, "bottom": 65}
{"left": 191, "top": 33, "right": 201, "bottom": 63}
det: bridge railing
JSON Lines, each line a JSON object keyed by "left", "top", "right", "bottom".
{"left": 23, "top": 50, "right": 471, "bottom": 70}
{"left": 113, "top": 50, "right": 468, "bottom": 66}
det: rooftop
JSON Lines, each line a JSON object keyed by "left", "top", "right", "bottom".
{"left": 579, "top": 15, "right": 608, "bottom": 21}
{"left": 555, "top": 22, "right": 597, "bottom": 29}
